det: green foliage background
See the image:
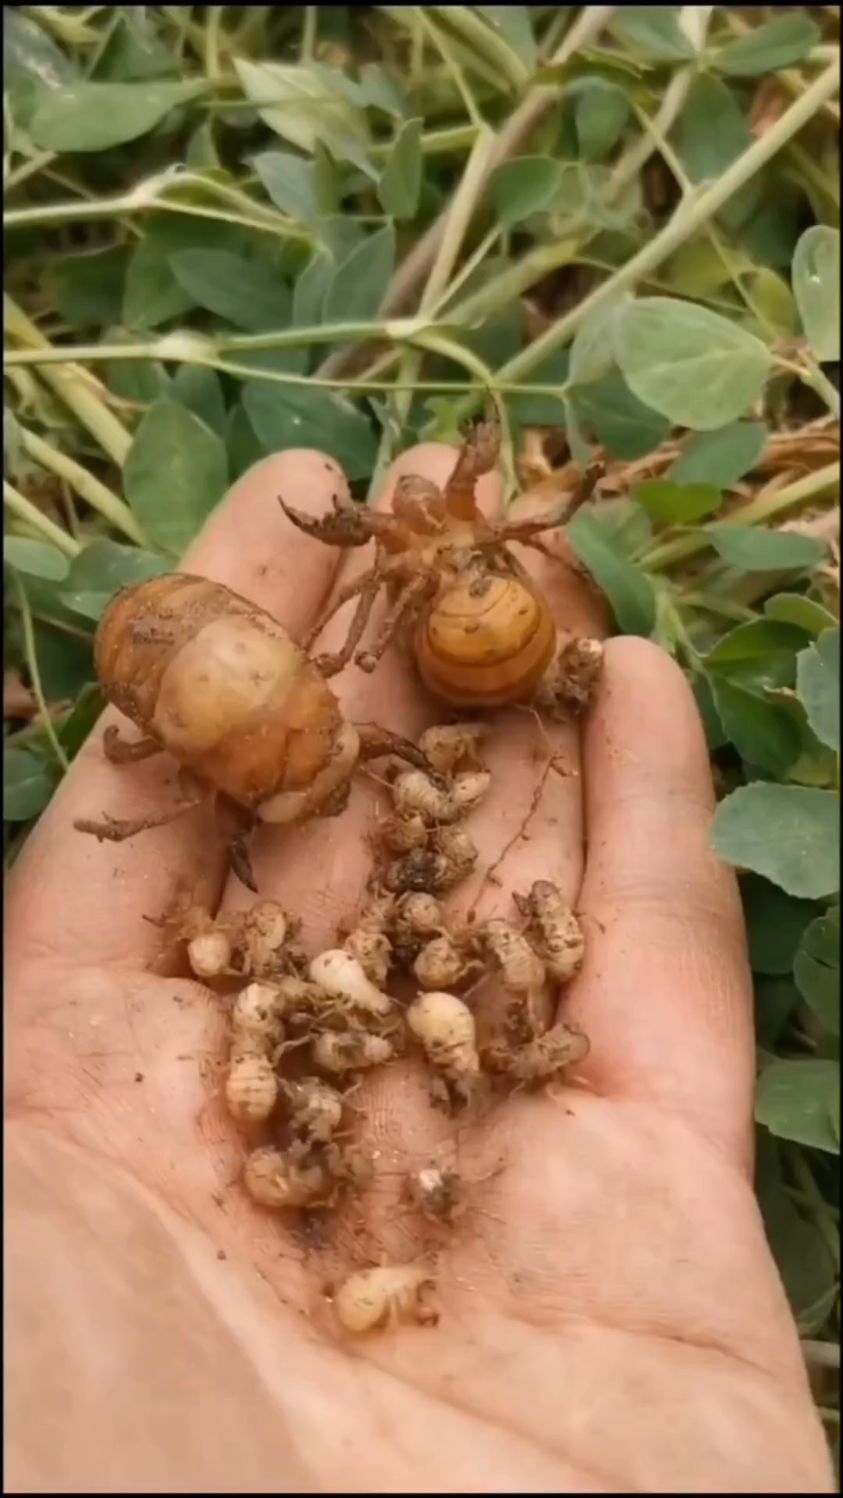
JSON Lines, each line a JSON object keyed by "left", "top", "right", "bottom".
{"left": 4, "top": 2, "right": 840, "bottom": 1448}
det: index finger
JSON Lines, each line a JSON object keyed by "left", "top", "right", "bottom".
{"left": 5, "top": 450, "right": 349, "bottom": 973}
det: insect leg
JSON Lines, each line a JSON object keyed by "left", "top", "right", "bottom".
{"left": 442, "top": 416, "right": 501, "bottom": 521}
{"left": 73, "top": 798, "right": 203, "bottom": 844}
{"left": 355, "top": 571, "right": 437, "bottom": 673}
{"left": 300, "top": 562, "right": 382, "bottom": 654}
{"left": 312, "top": 567, "right": 384, "bottom": 679}
{"left": 355, "top": 723, "right": 443, "bottom": 780}
{"left": 102, "top": 725, "right": 162, "bottom": 763}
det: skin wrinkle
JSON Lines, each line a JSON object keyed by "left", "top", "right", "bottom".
{"left": 5, "top": 446, "right": 835, "bottom": 1494}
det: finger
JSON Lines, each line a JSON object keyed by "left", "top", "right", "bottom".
{"left": 5, "top": 451, "right": 349, "bottom": 972}
{"left": 220, "top": 443, "right": 504, "bottom": 933}
{"left": 447, "top": 481, "right": 610, "bottom": 929}
{"left": 568, "top": 637, "right": 755, "bottom": 1166}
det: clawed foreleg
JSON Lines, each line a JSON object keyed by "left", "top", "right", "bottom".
{"left": 356, "top": 572, "right": 437, "bottom": 673}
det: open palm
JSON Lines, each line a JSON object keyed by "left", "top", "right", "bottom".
{"left": 6, "top": 444, "right": 832, "bottom": 1493}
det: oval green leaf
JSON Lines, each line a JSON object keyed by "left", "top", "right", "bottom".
{"left": 670, "top": 421, "right": 767, "bottom": 488}
{"left": 4, "top": 745, "right": 55, "bottom": 822}
{"left": 377, "top": 118, "right": 423, "bottom": 220}
{"left": 633, "top": 480, "right": 722, "bottom": 524}
{"left": 566, "top": 510, "right": 656, "bottom": 636}
{"left": 322, "top": 224, "right": 396, "bottom": 324}
{"left": 170, "top": 248, "right": 292, "bottom": 331}
{"left": 711, "top": 16, "right": 820, "bottom": 78}
{"left": 4, "top": 537, "right": 70, "bottom": 582}
{"left": 614, "top": 298, "right": 771, "bottom": 431}
{"left": 489, "top": 156, "right": 563, "bottom": 227}
{"left": 706, "top": 525, "right": 826, "bottom": 572}
{"left": 796, "top": 628, "right": 840, "bottom": 752}
{"left": 59, "top": 539, "right": 171, "bottom": 621}
{"left": 242, "top": 381, "right": 376, "bottom": 481}
{"left": 712, "top": 782, "right": 840, "bottom": 899}
{"left": 124, "top": 401, "right": 229, "bottom": 555}
{"left": 30, "top": 79, "right": 204, "bottom": 152}
{"left": 756, "top": 1058, "right": 839, "bottom": 1153}
{"left": 791, "top": 225, "right": 840, "bottom": 363}
{"left": 764, "top": 594, "right": 839, "bottom": 637}
{"left": 710, "top": 675, "right": 801, "bottom": 775}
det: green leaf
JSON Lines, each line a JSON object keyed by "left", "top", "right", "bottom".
{"left": 377, "top": 117, "right": 423, "bottom": 220}
{"left": 32, "top": 623, "right": 92, "bottom": 701}
{"left": 3, "top": 746, "right": 55, "bottom": 822}
{"left": 791, "top": 226, "right": 840, "bottom": 363}
{"left": 566, "top": 511, "right": 656, "bottom": 635}
{"left": 489, "top": 156, "right": 563, "bottom": 226}
{"left": 711, "top": 16, "right": 820, "bottom": 78}
{"left": 765, "top": 594, "right": 838, "bottom": 637}
{"left": 242, "top": 382, "right": 376, "bottom": 481}
{"left": 712, "top": 783, "right": 840, "bottom": 899}
{"left": 794, "top": 910, "right": 840, "bottom": 1037}
{"left": 705, "top": 618, "right": 809, "bottom": 670}
{"left": 4, "top": 538, "right": 70, "bottom": 583}
{"left": 674, "top": 74, "right": 759, "bottom": 231}
{"left": 506, "top": 348, "right": 569, "bottom": 425}
{"left": 4, "top": 9, "right": 77, "bottom": 90}
{"left": 633, "top": 480, "right": 722, "bottom": 524}
{"left": 756, "top": 1059, "right": 839, "bottom": 1153}
{"left": 124, "top": 401, "right": 229, "bottom": 554}
{"left": 94, "top": 11, "right": 180, "bottom": 82}
{"left": 30, "top": 79, "right": 204, "bottom": 152}
{"left": 106, "top": 351, "right": 171, "bottom": 406}
{"left": 710, "top": 674, "right": 801, "bottom": 775}
{"left": 614, "top": 298, "right": 771, "bottom": 431}
{"left": 46, "top": 244, "right": 129, "bottom": 331}
{"left": 251, "top": 149, "right": 325, "bottom": 228}
{"left": 474, "top": 7, "right": 537, "bottom": 68}
{"left": 570, "top": 369, "right": 670, "bottom": 459}
{"left": 293, "top": 250, "right": 336, "bottom": 327}
{"left": 670, "top": 421, "right": 767, "bottom": 488}
{"left": 568, "top": 298, "right": 627, "bottom": 387}
{"left": 59, "top": 539, "right": 171, "bottom": 621}
{"left": 123, "top": 225, "right": 197, "bottom": 330}
{"left": 706, "top": 525, "right": 825, "bottom": 572}
{"left": 574, "top": 81, "right": 630, "bottom": 162}
{"left": 225, "top": 403, "right": 267, "bottom": 480}
{"left": 583, "top": 497, "right": 653, "bottom": 558}
{"left": 170, "top": 248, "right": 292, "bottom": 332}
{"left": 742, "top": 874, "right": 816, "bottom": 976}
{"left": 610, "top": 7, "right": 695, "bottom": 60}
{"left": 756, "top": 1147, "right": 838, "bottom": 1326}
{"left": 170, "top": 365, "right": 226, "bottom": 434}
{"left": 233, "top": 58, "right": 374, "bottom": 178}
{"left": 56, "top": 683, "right": 104, "bottom": 760}
{"left": 796, "top": 628, "right": 840, "bottom": 753}
{"left": 322, "top": 224, "right": 395, "bottom": 324}
{"left": 692, "top": 670, "right": 728, "bottom": 750}
{"left": 739, "top": 267, "right": 799, "bottom": 343}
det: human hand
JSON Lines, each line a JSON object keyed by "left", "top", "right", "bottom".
{"left": 5, "top": 444, "right": 833, "bottom": 1494}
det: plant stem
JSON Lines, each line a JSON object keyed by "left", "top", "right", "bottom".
{"left": 377, "top": 5, "right": 616, "bottom": 320}
{"left": 8, "top": 569, "right": 70, "bottom": 773}
{"left": 17, "top": 427, "right": 146, "bottom": 546}
{"left": 641, "top": 463, "right": 840, "bottom": 571}
{"left": 428, "top": 6, "right": 530, "bottom": 89}
{"left": 3, "top": 482, "right": 82, "bottom": 558}
{"left": 4, "top": 172, "right": 311, "bottom": 243}
{"left": 4, "top": 296, "right": 133, "bottom": 467}
{"left": 471, "top": 55, "right": 841, "bottom": 415}
{"left": 204, "top": 5, "right": 224, "bottom": 79}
